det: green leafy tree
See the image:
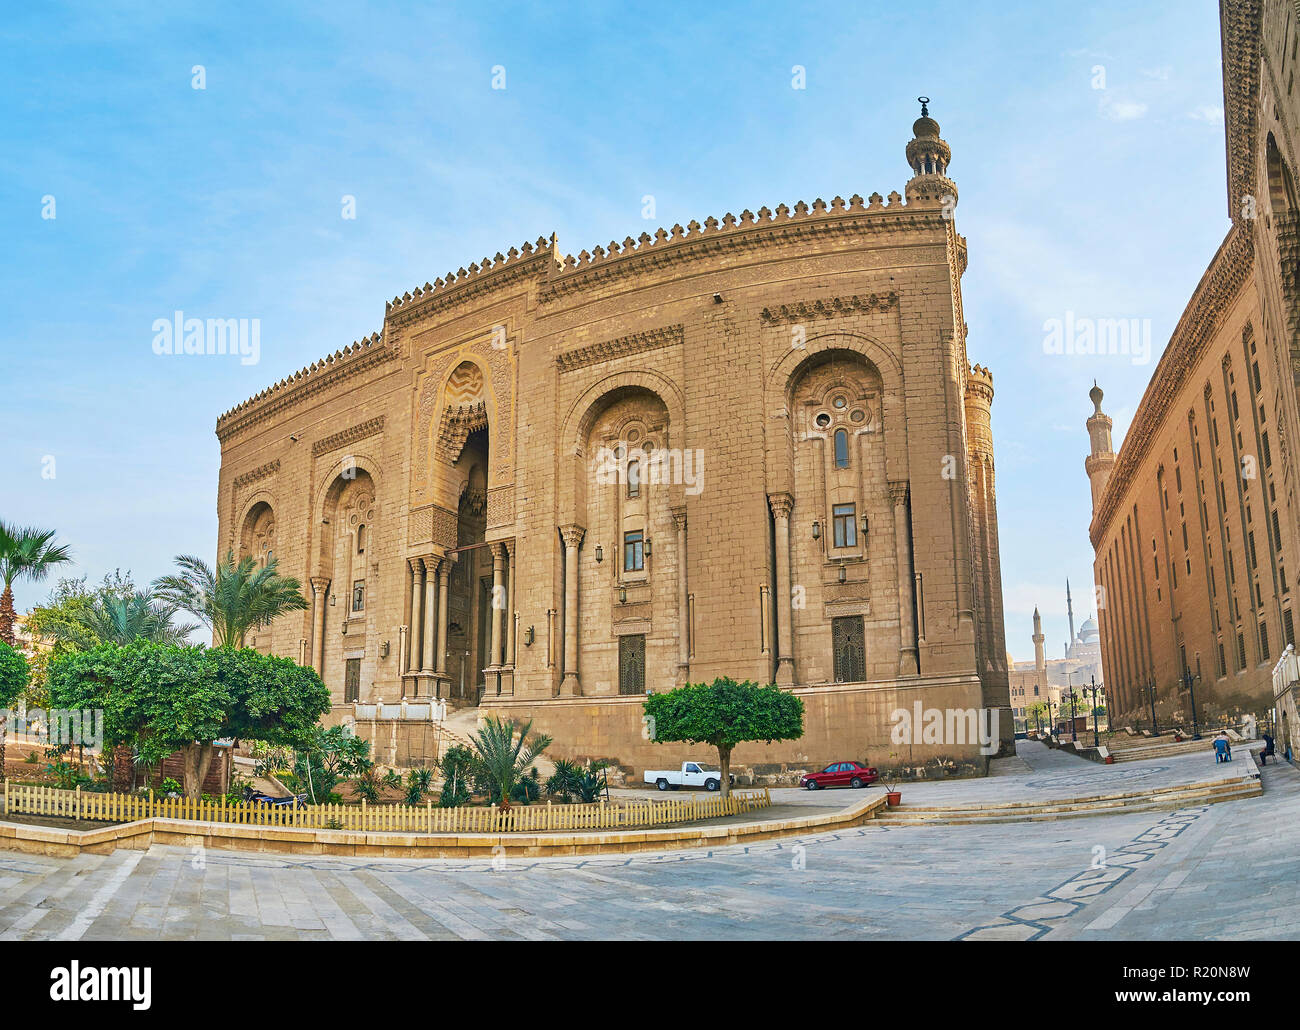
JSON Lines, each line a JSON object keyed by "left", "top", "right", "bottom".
{"left": 0, "top": 523, "right": 72, "bottom": 646}
{"left": 643, "top": 678, "right": 805, "bottom": 797}
{"left": 437, "top": 745, "right": 477, "bottom": 807}
{"left": 153, "top": 550, "right": 309, "bottom": 649}
{"left": 0, "top": 640, "right": 30, "bottom": 775}
{"left": 291, "top": 725, "right": 372, "bottom": 803}
{"left": 469, "top": 715, "right": 552, "bottom": 811}
{"left": 47, "top": 640, "right": 330, "bottom": 798}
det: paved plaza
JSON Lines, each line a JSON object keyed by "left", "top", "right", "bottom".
{"left": 0, "top": 741, "right": 1292, "bottom": 941}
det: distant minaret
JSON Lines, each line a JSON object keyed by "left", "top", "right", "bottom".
{"left": 1032, "top": 607, "right": 1046, "bottom": 678}
{"left": 1066, "top": 579, "right": 1076, "bottom": 648}
{"left": 1086, "top": 382, "right": 1116, "bottom": 512}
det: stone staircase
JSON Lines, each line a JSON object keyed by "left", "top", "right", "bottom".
{"left": 1107, "top": 736, "right": 1219, "bottom": 762}
{"left": 874, "top": 773, "right": 1261, "bottom": 826}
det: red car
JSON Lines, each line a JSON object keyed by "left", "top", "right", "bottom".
{"left": 800, "top": 761, "right": 878, "bottom": 790}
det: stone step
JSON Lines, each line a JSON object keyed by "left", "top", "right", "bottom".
{"left": 875, "top": 780, "right": 1260, "bottom": 825}
{"left": 885, "top": 775, "right": 1249, "bottom": 814}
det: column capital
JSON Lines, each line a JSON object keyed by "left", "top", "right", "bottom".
{"left": 888, "top": 480, "right": 910, "bottom": 507}
{"left": 767, "top": 492, "right": 795, "bottom": 520}
{"left": 437, "top": 556, "right": 453, "bottom": 582}
{"left": 408, "top": 556, "right": 425, "bottom": 575}
{"left": 490, "top": 541, "right": 508, "bottom": 562}
{"left": 559, "top": 524, "right": 586, "bottom": 549}
{"left": 310, "top": 576, "right": 331, "bottom": 595}
{"left": 671, "top": 506, "right": 688, "bottom": 531}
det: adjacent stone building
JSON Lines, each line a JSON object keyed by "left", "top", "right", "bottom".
{"left": 215, "top": 104, "right": 1013, "bottom": 775}
{"left": 1088, "top": 0, "right": 1300, "bottom": 733}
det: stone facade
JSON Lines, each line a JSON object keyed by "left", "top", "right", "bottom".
{"left": 215, "top": 106, "right": 1012, "bottom": 776}
{"left": 1087, "top": 0, "right": 1300, "bottom": 733}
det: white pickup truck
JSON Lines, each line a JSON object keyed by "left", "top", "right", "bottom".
{"left": 644, "top": 761, "right": 735, "bottom": 792}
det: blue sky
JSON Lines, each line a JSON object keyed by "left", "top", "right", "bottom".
{"left": 1, "top": 1, "right": 1230, "bottom": 661}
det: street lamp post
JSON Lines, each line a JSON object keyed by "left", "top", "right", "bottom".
{"left": 1148, "top": 676, "right": 1160, "bottom": 737}
{"left": 1182, "top": 654, "right": 1202, "bottom": 740}
{"left": 1068, "top": 687, "right": 1079, "bottom": 743}
{"left": 1084, "top": 676, "right": 1102, "bottom": 749}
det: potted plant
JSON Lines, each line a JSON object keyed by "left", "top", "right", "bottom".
{"left": 880, "top": 753, "right": 903, "bottom": 807}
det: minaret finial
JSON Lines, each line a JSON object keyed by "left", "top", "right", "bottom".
{"left": 918, "top": 95, "right": 930, "bottom": 117}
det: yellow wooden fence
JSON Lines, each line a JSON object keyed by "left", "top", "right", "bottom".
{"left": 2, "top": 780, "right": 771, "bottom": 834}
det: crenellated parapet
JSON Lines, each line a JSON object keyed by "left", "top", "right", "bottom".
{"left": 215, "top": 331, "right": 390, "bottom": 441}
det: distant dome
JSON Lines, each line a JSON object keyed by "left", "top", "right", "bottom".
{"left": 1079, "top": 617, "right": 1099, "bottom": 641}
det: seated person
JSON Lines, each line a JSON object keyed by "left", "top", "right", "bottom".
{"left": 1260, "top": 732, "right": 1276, "bottom": 765}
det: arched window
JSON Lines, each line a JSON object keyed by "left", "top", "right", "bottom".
{"left": 834, "top": 429, "right": 850, "bottom": 469}
{"left": 357, "top": 524, "right": 366, "bottom": 554}
{"left": 627, "top": 458, "right": 641, "bottom": 498}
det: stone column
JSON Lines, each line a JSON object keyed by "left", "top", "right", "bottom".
{"left": 489, "top": 543, "right": 506, "bottom": 669}
{"left": 435, "top": 559, "right": 451, "bottom": 693}
{"left": 407, "top": 557, "right": 425, "bottom": 677}
{"left": 421, "top": 556, "right": 439, "bottom": 693}
{"left": 768, "top": 493, "right": 795, "bottom": 685}
{"left": 891, "top": 481, "right": 920, "bottom": 675}
{"left": 673, "top": 508, "right": 689, "bottom": 683}
{"left": 310, "top": 577, "right": 331, "bottom": 676}
{"left": 560, "top": 524, "right": 585, "bottom": 695}
{"left": 505, "top": 541, "right": 516, "bottom": 666}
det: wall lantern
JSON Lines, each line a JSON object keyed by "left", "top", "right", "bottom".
{"left": 838, "top": 564, "right": 847, "bottom": 584}
{"left": 524, "top": 626, "right": 535, "bottom": 647}
{"left": 644, "top": 538, "right": 653, "bottom": 558}
{"left": 341, "top": 622, "right": 348, "bottom": 635}
{"left": 329, "top": 595, "right": 337, "bottom": 606}
{"left": 380, "top": 640, "right": 390, "bottom": 657}
{"left": 595, "top": 544, "right": 603, "bottom": 563}
{"left": 812, "top": 521, "right": 821, "bottom": 540}
{"left": 860, "top": 515, "right": 869, "bottom": 534}
{"left": 619, "top": 585, "right": 628, "bottom": 604}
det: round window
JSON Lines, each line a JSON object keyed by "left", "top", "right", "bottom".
{"left": 815, "top": 413, "right": 831, "bottom": 428}
{"left": 833, "top": 396, "right": 847, "bottom": 409}
{"left": 850, "top": 409, "right": 866, "bottom": 423}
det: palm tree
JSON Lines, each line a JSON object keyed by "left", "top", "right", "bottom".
{"left": 47, "top": 590, "right": 197, "bottom": 649}
{"left": 153, "top": 550, "right": 309, "bottom": 649}
{"left": 0, "top": 523, "right": 72, "bottom": 646}
{"left": 469, "top": 715, "right": 552, "bottom": 811}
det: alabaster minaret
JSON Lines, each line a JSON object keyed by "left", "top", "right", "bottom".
{"left": 1085, "top": 382, "right": 1116, "bottom": 512}
{"left": 1032, "top": 606, "right": 1047, "bottom": 680}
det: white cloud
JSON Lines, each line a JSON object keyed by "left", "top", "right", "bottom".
{"left": 1099, "top": 95, "right": 1148, "bottom": 121}
{"left": 1188, "top": 104, "right": 1224, "bottom": 123}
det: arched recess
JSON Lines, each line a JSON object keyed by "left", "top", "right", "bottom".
{"left": 314, "top": 453, "right": 383, "bottom": 578}
{"left": 765, "top": 331, "right": 907, "bottom": 496}
{"left": 412, "top": 351, "right": 508, "bottom": 511}
{"left": 234, "top": 491, "right": 278, "bottom": 564}
{"left": 559, "top": 369, "right": 687, "bottom": 525}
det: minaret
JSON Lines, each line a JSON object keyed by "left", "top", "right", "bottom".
{"left": 1066, "top": 579, "right": 1076, "bottom": 649}
{"left": 1085, "top": 382, "right": 1116, "bottom": 512}
{"left": 1032, "top": 607, "right": 1046, "bottom": 679}
{"left": 905, "top": 97, "right": 958, "bottom": 206}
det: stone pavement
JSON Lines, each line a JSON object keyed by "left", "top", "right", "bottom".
{"left": 0, "top": 741, "right": 1289, "bottom": 940}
